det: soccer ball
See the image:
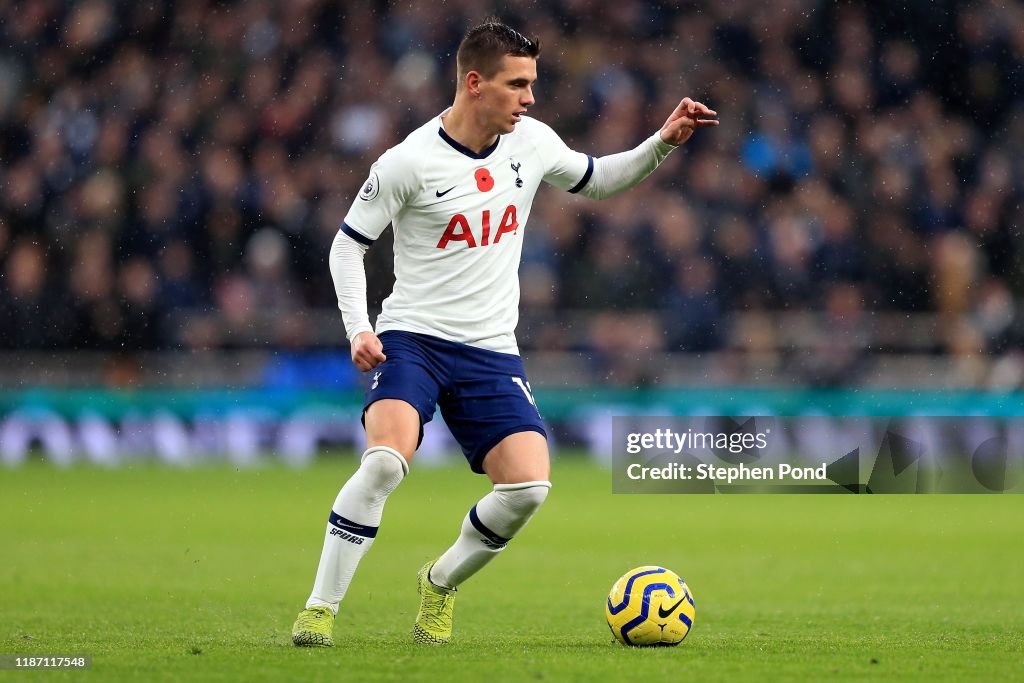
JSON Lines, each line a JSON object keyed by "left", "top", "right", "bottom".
{"left": 605, "top": 566, "right": 696, "bottom": 647}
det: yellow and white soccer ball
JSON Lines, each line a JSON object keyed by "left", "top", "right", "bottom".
{"left": 605, "top": 566, "right": 696, "bottom": 647}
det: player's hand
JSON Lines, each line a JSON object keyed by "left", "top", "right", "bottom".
{"left": 659, "top": 97, "right": 718, "bottom": 146}
{"left": 351, "top": 331, "right": 386, "bottom": 372}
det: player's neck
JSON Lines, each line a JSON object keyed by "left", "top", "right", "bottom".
{"left": 442, "top": 102, "right": 499, "bottom": 154}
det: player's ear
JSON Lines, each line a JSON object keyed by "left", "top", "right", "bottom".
{"left": 466, "top": 70, "right": 483, "bottom": 98}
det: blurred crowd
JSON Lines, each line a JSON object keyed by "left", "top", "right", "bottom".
{"left": 1, "top": 0, "right": 1023, "bottom": 385}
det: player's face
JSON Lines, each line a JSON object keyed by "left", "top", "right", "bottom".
{"left": 479, "top": 55, "right": 537, "bottom": 134}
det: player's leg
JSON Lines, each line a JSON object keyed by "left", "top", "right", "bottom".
{"left": 294, "top": 332, "right": 444, "bottom": 647}
{"left": 293, "top": 400, "right": 419, "bottom": 646}
{"left": 430, "top": 431, "right": 550, "bottom": 586}
{"left": 479, "top": 430, "right": 550, "bottom": 483}
{"left": 414, "top": 432, "right": 551, "bottom": 644}
{"left": 413, "top": 343, "right": 550, "bottom": 644}
{"left": 304, "top": 400, "right": 418, "bottom": 606}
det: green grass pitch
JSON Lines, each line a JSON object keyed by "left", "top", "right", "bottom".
{"left": 2, "top": 454, "right": 1022, "bottom": 681}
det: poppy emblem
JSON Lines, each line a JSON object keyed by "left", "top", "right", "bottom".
{"left": 475, "top": 168, "right": 494, "bottom": 192}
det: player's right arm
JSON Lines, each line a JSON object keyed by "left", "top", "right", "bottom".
{"left": 330, "top": 234, "right": 385, "bottom": 371}
{"left": 329, "top": 148, "right": 418, "bottom": 371}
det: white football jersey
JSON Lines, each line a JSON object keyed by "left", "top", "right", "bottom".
{"left": 342, "top": 110, "right": 593, "bottom": 355}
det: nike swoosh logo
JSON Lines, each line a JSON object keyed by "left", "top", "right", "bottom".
{"left": 435, "top": 186, "right": 456, "bottom": 197}
{"left": 657, "top": 597, "right": 686, "bottom": 619}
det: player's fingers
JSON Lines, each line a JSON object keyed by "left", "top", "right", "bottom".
{"left": 674, "top": 97, "right": 692, "bottom": 115}
{"left": 696, "top": 119, "right": 720, "bottom": 126}
{"left": 693, "top": 102, "right": 717, "bottom": 116}
{"left": 359, "top": 348, "right": 382, "bottom": 364}
{"left": 352, "top": 347, "right": 375, "bottom": 370}
{"left": 368, "top": 339, "right": 386, "bottom": 362}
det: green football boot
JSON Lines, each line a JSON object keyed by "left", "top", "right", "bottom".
{"left": 413, "top": 561, "right": 456, "bottom": 644}
{"left": 291, "top": 606, "right": 335, "bottom": 647}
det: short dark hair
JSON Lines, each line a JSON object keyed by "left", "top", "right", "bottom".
{"left": 456, "top": 18, "right": 541, "bottom": 86}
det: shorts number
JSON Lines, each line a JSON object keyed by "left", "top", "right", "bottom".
{"left": 511, "top": 377, "right": 536, "bottom": 406}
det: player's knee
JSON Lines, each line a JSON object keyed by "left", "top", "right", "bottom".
{"left": 493, "top": 480, "right": 551, "bottom": 520}
{"left": 364, "top": 400, "right": 421, "bottom": 457}
{"left": 359, "top": 445, "right": 408, "bottom": 494}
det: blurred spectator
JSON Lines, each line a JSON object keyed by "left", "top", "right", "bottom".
{"left": 794, "top": 281, "right": 870, "bottom": 387}
{"left": 0, "top": 0, "right": 1020, "bottom": 390}
{"left": 1, "top": 239, "right": 71, "bottom": 348}
{"left": 662, "top": 258, "right": 723, "bottom": 353}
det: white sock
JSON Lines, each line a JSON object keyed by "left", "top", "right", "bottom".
{"left": 430, "top": 481, "right": 551, "bottom": 589}
{"left": 306, "top": 446, "right": 408, "bottom": 612}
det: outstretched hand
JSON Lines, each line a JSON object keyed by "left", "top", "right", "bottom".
{"left": 659, "top": 97, "right": 718, "bottom": 146}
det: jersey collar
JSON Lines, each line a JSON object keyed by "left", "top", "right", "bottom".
{"left": 437, "top": 109, "right": 501, "bottom": 160}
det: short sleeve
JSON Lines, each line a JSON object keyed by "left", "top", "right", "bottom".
{"left": 341, "top": 149, "right": 418, "bottom": 244}
{"left": 528, "top": 118, "right": 594, "bottom": 194}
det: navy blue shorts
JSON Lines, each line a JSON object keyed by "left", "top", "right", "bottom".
{"left": 362, "top": 331, "right": 547, "bottom": 473}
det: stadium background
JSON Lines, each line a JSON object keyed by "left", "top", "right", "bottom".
{"left": 2, "top": 0, "right": 1023, "bottom": 464}
{"left": 3, "top": 2, "right": 1024, "bottom": 680}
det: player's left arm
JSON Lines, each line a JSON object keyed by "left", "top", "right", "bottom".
{"left": 541, "top": 97, "right": 717, "bottom": 200}
{"left": 578, "top": 97, "right": 717, "bottom": 200}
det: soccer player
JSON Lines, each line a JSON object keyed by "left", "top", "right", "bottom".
{"left": 291, "top": 19, "right": 717, "bottom": 647}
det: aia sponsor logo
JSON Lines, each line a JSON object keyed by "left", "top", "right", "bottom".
{"left": 437, "top": 206, "right": 519, "bottom": 249}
